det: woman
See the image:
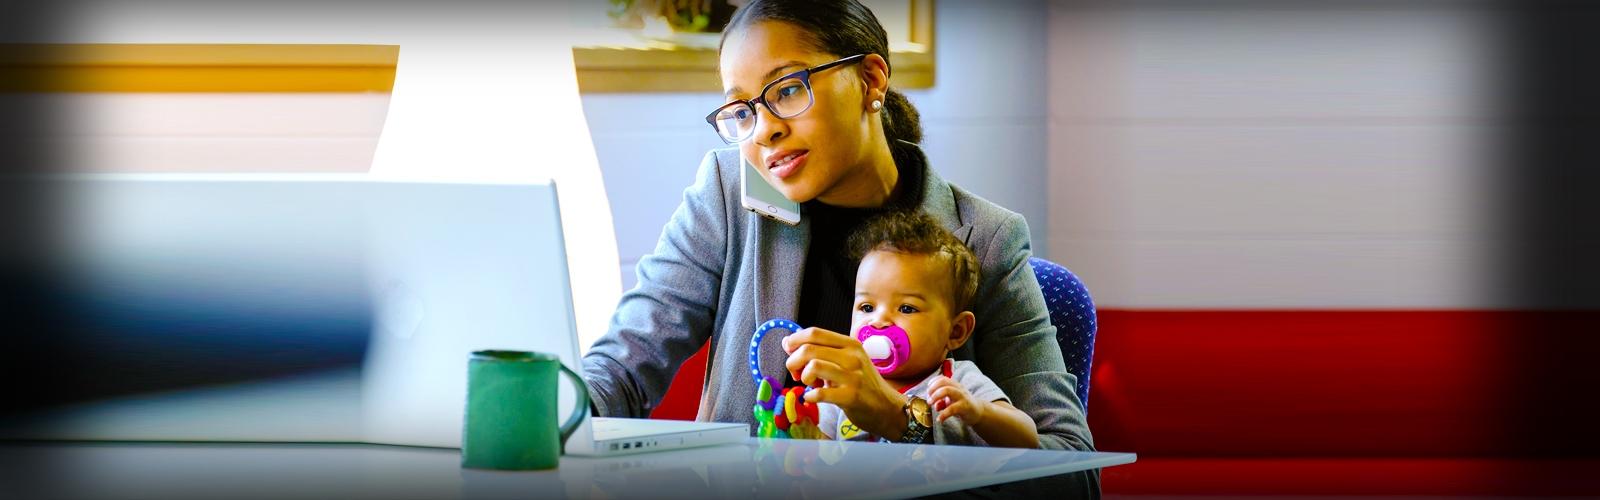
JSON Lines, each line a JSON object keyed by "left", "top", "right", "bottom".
{"left": 581, "top": 0, "right": 1092, "bottom": 466}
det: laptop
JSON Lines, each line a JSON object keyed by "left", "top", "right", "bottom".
{"left": 3, "top": 174, "right": 746, "bottom": 456}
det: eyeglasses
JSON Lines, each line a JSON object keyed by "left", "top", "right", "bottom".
{"left": 705, "top": 54, "right": 868, "bottom": 144}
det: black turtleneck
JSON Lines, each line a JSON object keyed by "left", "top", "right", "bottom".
{"left": 788, "top": 143, "right": 925, "bottom": 387}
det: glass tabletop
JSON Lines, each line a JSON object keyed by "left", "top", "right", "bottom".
{"left": 1, "top": 438, "right": 1134, "bottom": 499}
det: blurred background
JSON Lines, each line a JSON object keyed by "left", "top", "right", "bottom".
{"left": 2, "top": 0, "right": 1597, "bottom": 497}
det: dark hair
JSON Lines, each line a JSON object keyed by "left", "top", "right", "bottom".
{"left": 719, "top": 0, "right": 923, "bottom": 144}
{"left": 848, "top": 212, "right": 979, "bottom": 312}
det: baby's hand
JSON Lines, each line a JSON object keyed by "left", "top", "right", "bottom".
{"left": 927, "top": 376, "right": 987, "bottom": 426}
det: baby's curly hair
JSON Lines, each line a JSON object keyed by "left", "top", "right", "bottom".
{"left": 848, "top": 211, "right": 980, "bottom": 313}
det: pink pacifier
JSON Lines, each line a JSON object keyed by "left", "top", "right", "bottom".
{"left": 858, "top": 324, "right": 911, "bottom": 375}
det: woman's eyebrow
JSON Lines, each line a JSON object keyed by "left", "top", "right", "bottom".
{"left": 763, "top": 61, "right": 808, "bottom": 82}
{"left": 723, "top": 61, "right": 810, "bottom": 98}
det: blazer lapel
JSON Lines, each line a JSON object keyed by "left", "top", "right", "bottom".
{"left": 913, "top": 149, "right": 974, "bottom": 245}
{"left": 752, "top": 210, "right": 809, "bottom": 384}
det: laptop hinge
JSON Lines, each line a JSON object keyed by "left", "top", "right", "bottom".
{"left": 563, "top": 415, "right": 598, "bottom": 456}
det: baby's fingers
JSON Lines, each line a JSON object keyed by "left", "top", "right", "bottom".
{"left": 928, "top": 386, "right": 963, "bottom": 405}
{"left": 927, "top": 376, "right": 959, "bottom": 391}
{"left": 929, "top": 386, "right": 957, "bottom": 413}
{"left": 937, "top": 400, "right": 972, "bottom": 423}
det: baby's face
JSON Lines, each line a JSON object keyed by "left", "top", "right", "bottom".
{"left": 851, "top": 249, "right": 963, "bottom": 379}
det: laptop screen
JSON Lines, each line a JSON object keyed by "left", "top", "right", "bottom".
{"left": 0, "top": 174, "right": 584, "bottom": 448}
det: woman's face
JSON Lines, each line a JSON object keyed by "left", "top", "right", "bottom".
{"left": 719, "top": 21, "right": 875, "bottom": 204}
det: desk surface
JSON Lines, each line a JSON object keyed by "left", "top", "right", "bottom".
{"left": 1, "top": 438, "right": 1134, "bottom": 500}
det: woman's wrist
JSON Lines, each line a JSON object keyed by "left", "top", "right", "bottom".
{"left": 855, "top": 390, "right": 911, "bottom": 441}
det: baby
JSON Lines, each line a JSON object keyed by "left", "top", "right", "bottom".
{"left": 815, "top": 211, "right": 1040, "bottom": 448}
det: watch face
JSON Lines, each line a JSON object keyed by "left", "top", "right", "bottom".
{"left": 909, "top": 397, "right": 932, "bottom": 426}
{"left": 895, "top": 397, "right": 934, "bottom": 444}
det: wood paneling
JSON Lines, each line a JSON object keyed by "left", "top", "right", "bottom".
{"left": 0, "top": 44, "right": 398, "bottom": 92}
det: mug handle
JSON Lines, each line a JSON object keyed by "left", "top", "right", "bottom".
{"left": 556, "top": 363, "right": 590, "bottom": 449}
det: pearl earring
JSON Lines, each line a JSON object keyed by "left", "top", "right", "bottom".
{"left": 871, "top": 100, "right": 882, "bottom": 111}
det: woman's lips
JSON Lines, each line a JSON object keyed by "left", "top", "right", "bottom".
{"left": 767, "top": 151, "right": 808, "bottom": 179}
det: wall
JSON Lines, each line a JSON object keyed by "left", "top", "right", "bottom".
{"left": 1046, "top": 0, "right": 1496, "bottom": 309}
{"left": 583, "top": 0, "right": 1051, "bottom": 290}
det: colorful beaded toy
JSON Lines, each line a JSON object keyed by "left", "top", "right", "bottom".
{"left": 749, "top": 319, "right": 825, "bottom": 439}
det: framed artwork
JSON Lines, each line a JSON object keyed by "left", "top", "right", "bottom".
{"left": 570, "top": 0, "right": 934, "bottom": 92}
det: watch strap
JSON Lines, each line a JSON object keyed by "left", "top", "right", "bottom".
{"left": 895, "top": 396, "right": 932, "bottom": 444}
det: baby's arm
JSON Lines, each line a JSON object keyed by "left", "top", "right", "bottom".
{"left": 927, "top": 377, "right": 1040, "bottom": 449}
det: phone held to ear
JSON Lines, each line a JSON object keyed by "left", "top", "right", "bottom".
{"left": 742, "top": 159, "right": 802, "bottom": 225}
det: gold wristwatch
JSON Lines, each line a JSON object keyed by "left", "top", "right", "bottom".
{"left": 894, "top": 396, "right": 933, "bottom": 444}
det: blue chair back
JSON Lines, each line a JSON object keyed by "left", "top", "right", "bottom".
{"left": 1027, "top": 257, "right": 1097, "bottom": 411}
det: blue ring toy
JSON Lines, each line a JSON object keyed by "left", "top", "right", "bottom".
{"left": 749, "top": 319, "right": 802, "bottom": 386}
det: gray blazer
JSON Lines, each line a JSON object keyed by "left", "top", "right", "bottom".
{"left": 581, "top": 145, "right": 1094, "bottom": 452}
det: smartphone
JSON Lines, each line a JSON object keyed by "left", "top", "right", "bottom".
{"left": 742, "top": 159, "right": 802, "bottom": 225}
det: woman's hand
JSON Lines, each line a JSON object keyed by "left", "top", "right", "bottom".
{"left": 781, "top": 327, "right": 911, "bottom": 440}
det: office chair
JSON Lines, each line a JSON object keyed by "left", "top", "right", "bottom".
{"left": 1028, "top": 257, "right": 1097, "bottom": 412}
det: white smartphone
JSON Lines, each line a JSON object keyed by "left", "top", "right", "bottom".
{"left": 742, "top": 159, "right": 802, "bottom": 225}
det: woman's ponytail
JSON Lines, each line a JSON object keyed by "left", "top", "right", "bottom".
{"left": 881, "top": 89, "right": 922, "bottom": 144}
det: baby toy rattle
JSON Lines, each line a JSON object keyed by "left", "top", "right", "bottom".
{"left": 749, "top": 319, "right": 914, "bottom": 439}
{"left": 750, "top": 319, "right": 824, "bottom": 439}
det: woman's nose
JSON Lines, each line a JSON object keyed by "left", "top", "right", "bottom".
{"left": 751, "top": 103, "right": 788, "bottom": 146}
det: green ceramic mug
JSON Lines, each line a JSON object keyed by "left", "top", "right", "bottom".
{"left": 462, "top": 350, "right": 589, "bottom": 470}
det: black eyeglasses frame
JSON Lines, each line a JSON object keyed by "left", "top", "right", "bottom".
{"left": 704, "top": 54, "right": 869, "bottom": 144}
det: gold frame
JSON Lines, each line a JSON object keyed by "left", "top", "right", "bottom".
{"left": 572, "top": 0, "right": 934, "bottom": 93}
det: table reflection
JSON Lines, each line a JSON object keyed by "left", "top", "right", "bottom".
{"left": 464, "top": 438, "right": 1095, "bottom": 500}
